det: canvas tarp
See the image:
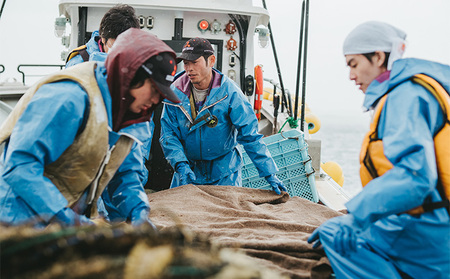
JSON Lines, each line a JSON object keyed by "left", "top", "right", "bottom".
{"left": 149, "top": 185, "right": 342, "bottom": 279}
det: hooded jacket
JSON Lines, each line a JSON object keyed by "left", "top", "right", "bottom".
{"left": 65, "top": 30, "right": 106, "bottom": 68}
{"left": 160, "top": 69, "right": 278, "bottom": 187}
{"left": 348, "top": 58, "right": 450, "bottom": 224}
{"left": 335, "top": 58, "right": 450, "bottom": 277}
{"left": 0, "top": 28, "right": 173, "bottom": 226}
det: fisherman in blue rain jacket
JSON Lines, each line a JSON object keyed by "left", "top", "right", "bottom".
{"left": 66, "top": 4, "right": 154, "bottom": 177}
{"left": 160, "top": 37, "right": 286, "bottom": 194}
{"left": 0, "top": 28, "right": 181, "bottom": 228}
{"left": 308, "top": 21, "right": 450, "bottom": 278}
{"left": 65, "top": 4, "right": 139, "bottom": 68}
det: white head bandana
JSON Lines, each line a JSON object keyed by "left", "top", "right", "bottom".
{"left": 343, "top": 21, "right": 407, "bottom": 70}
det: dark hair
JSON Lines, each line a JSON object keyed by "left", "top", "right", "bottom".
{"left": 99, "top": 4, "right": 140, "bottom": 40}
{"left": 362, "top": 52, "right": 390, "bottom": 69}
{"left": 130, "top": 66, "right": 149, "bottom": 89}
{"left": 203, "top": 54, "right": 213, "bottom": 65}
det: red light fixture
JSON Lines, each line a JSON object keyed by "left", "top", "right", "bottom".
{"left": 198, "top": 19, "right": 209, "bottom": 33}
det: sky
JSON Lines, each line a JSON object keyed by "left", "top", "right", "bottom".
{"left": 253, "top": 0, "right": 450, "bottom": 120}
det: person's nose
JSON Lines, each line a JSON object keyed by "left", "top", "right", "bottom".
{"left": 150, "top": 92, "right": 161, "bottom": 104}
{"left": 349, "top": 70, "right": 356, "bottom": 81}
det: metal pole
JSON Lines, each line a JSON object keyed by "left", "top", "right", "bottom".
{"left": 0, "top": 0, "right": 6, "bottom": 20}
{"left": 294, "top": 0, "right": 306, "bottom": 127}
{"left": 300, "top": 0, "right": 310, "bottom": 132}
{"left": 261, "top": 0, "right": 291, "bottom": 116}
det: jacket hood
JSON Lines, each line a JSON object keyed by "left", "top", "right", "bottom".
{"left": 364, "top": 58, "right": 450, "bottom": 110}
{"left": 86, "top": 30, "right": 100, "bottom": 54}
{"left": 105, "top": 28, "right": 175, "bottom": 131}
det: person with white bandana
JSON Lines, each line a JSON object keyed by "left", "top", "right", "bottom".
{"left": 308, "top": 21, "right": 450, "bottom": 278}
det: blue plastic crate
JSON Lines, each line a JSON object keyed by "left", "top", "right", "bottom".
{"left": 238, "top": 130, "right": 318, "bottom": 202}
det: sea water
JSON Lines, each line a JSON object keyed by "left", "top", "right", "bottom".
{"left": 313, "top": 113, "right": 370, "bottom": 198}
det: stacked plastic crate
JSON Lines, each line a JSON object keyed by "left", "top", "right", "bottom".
{"left": 238, "top": 130, "right": 318, "bottom": 202}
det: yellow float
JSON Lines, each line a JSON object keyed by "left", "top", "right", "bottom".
{"left": 304, "top": 113, "right": 321, "bottom": 134}
{"left": 321, "top": 161, "right": 344, "bottom": 187}
{"left": 261, "top": 87, "right": 321, "bottom": 134}
{"left": 263, "top": 87, "right": 274, "bottom": 101}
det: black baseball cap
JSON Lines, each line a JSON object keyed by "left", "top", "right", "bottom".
{"left": 141, "top": 52, "right": 181, "bottom": 103}
{"left": 176, "top": 37, "right": 214, "bottom": 63}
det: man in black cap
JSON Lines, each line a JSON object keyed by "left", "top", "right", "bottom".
{"left": 0, "top": 28, "right": 180, "bottom": 228}
{"left": 160, "top": 37, "right": 286, "bottom": 194}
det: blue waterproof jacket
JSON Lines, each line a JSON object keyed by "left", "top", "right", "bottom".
{"left": 66, "top": 31, "right": 107, "bottom": 68}
{"left": 0, "top": 63, "right": 150, "bottom": 226}
{"left": 317, "top": 58, "right": 450, "bottom": 278}
{"left": 160, "top": 69, "right": 278, "bottom": 187}
{"left": 65, "top": 30, "right": 153, "bottom": 165}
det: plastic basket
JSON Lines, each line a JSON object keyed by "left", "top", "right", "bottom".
{"left": 238, "top": 130, "right": 318, "bottom": 202}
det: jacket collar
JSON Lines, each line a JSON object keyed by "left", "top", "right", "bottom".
{"left": 363, "top": 58, "right": 450, "bottom": 111}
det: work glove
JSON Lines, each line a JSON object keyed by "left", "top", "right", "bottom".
{"left": 307, "top": 214, "right": 361, "bottom": 257}
{"left": 265, "top": 174, "right": 287, "bottom": 195}
{"left": 52, "top": 207, "right": 94, "bottom": 227}
{"left": 176, "top": 162, "right": 196, "bottom": 186}
{"left": 130, "top": 206, "right": 158, "bottom": 232}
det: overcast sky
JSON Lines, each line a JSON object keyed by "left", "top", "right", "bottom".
{"left": 254, "top": 0, "right": 450, "bottom": 120}
{"left": 1, "top": 0, "right": 450, "bottom": 120}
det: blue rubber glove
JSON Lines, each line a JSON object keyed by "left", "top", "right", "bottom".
{"left": 265, "top": 174, "right": 287, "bottom": 194}
{"left": 176, "top": 162, "right": 196, "bottom": 186}
{"left": 52, "top": 208, "right": 94, "bottom": 227}
{"left": 130, "top": 207, "right": 157, "bottom": 232}
{"left": 308, "top": 214, "right": 361, "bottom": 256}
{"left": 307, "top": 227, "right": 322, "bottom": 249}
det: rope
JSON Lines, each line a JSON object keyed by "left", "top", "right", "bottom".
{"left": 278, "top": 117, "right": 299, "bottom": 133}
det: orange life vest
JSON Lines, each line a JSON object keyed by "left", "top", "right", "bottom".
{"left": 360, "top": 74, "right": 450, "bottom": 215}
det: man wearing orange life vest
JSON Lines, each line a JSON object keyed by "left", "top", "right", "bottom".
{"left": 308, "top": 21, "right": 450, "bottom": 278}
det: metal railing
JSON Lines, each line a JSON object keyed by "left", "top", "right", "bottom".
{"left": 17, "top": 64, "right": 65, "bottom": 85}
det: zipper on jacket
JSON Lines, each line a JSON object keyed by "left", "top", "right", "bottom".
{"left": 163, "top": 102, "right": 194, "bottom": 124}
{"left": 87, "top": 145, "right": 115, "bottom": 205}
{"left": 198, "top": 95, "right": 228, "bottom": 114}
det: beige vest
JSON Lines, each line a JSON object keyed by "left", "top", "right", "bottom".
{"left": 0, "top": 62, "right": 135, "bottom": 217}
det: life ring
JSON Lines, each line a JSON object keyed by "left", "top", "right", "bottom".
{"left": 304, "top": 113, "right": 321, "bottom": 134}
{"left": 254, "top": 65, "right": 263, "bottom": 120}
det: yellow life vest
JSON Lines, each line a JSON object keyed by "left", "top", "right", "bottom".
{"left": 360, "top": 74, "right": 450, "bottom": 215}
{"left": 0, "top": 62, "right": 134, "bottom": 217}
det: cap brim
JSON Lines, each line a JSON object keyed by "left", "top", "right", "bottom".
{"left": 152, "top": 79, "right": 181, "bottom": 103}
{"left": 176, "top": 52, "right": 203, "bottom": 64}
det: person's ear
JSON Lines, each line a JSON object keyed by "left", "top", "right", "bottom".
{"left": 374, "top": 51, "right": 386, "bottom": 68}
{"left": 208, "top": 55, "right": 216, "bottom": 67}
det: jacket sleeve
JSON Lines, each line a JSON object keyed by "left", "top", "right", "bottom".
{"left": 160, "top": 103, "right": 189, "bottom": 169}
{"left": 228, "top": 85, "right": 278, "bottom": 177}
{"left": 2, "top": 81, "right": 88, "bottom": 222}
{"left": 346, "top": 82, "right": 444, "bottom": 227}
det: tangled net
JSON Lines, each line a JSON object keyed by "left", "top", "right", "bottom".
{"left": 0, "top": 222, "right": 287, "bottom": 279}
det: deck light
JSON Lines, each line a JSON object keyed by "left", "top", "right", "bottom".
{"left": 198, "top": 19, "right": 209, "bottom": 33}
{"left": 54, "top": 16, "right": 67, "bottom": 38}
{"left": 255, "top": 26, "right": 270, "bottom": 48}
